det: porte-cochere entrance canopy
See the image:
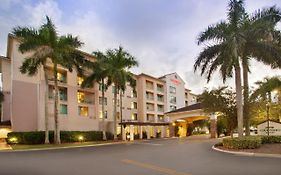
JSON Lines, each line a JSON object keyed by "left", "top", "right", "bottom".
{"left": 165, "top": 103, "right": 217, "bottom": 138}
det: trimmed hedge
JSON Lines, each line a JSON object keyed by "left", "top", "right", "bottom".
{"left": 6, "top": 131, "right": 114, "bottom": 145}
{"left": 261, "top": 135, "right": 281, "bottom": 144}
{"left": 222, "top": 136, "right": 262, "bottom": 149}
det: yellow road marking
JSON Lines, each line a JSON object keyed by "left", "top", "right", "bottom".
{"left": 121, "top": 159, "right": 192, "bottom": 175}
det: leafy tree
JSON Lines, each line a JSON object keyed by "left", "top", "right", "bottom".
{"left": 199, "top": 87, "right": 237, "bottom": 137}
{"left": 13, "top": 16, "right": 84, "bottom": 144}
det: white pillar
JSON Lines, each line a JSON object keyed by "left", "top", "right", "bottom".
{"left": 147, "top": 126, "right": 151, "bottom": 139}
{"left": 130, "top": 125, "right": 134, "bottom": 141}
{"left": 139, "top": 126, "right": 143, "bottom": 139}
{"left": 161, "top": 126, "right": 165, "bottom": 138}
{"left": 122, "top": 126, "right": 126, "bottom": 141}
{"left": 153, "top": 126, "right": 157, "bottom": 138}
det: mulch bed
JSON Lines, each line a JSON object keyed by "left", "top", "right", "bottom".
{"left": 217, "top": 143, "right": 281, "bottom": 154}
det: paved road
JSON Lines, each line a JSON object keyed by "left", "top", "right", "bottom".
{"left": 0, "top": 136, "right": 280, "bottom": 175}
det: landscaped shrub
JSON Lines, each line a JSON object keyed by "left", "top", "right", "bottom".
{"left": 142, "top": 131, "right": 147, "bottom": 139}
{"left": 6, "top": 131, "right": 113, "bottom": 145}
{"left": 192, "top": 131, "right": 206, "bottom": 135}
{"left": 134, "top": 133, "right": 140, "bottom": 140}
{"left": 222, "top": 136, "right": 262, "bottom": 149}
{"left": 261, "top": 135, "right": 281, "bottom": 144}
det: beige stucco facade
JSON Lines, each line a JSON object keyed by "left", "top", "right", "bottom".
{"left": 0, "top": 34, "right": 198, "bottom": 139}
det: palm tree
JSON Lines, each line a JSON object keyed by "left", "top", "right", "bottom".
{"left": 105, "top": 46, "right": 138, "bottom": 140}
{"left": 194, "top": 0, "right": 246, "bottom": 137}
{"left": 81, "top": 51, "right": 108, "bottom": 140}
{"left": 13, "top": 16, "right": 84, "bottom": 144}
{"left": 239, "top": 7, "right": 281, "bottom": 136}
{"left": 251, "top": 76, "right": 281, "bottom": 102}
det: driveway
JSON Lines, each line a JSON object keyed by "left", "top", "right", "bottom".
{"left": 0, "top": 136, "right": 280, "bottom": 175}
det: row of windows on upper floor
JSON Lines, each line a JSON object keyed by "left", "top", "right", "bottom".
{"left": 58, "top": 104, "right": 139, "bottom": 120}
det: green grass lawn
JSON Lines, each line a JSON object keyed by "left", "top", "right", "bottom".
{"left": 10, "top": 141, "right": 116, "bottom": 150}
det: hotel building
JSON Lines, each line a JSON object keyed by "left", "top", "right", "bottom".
{"left": 0, "top": 34, "right": 197, "bottom": 140}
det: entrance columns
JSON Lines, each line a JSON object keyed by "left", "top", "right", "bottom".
{"left": 129, "top": 125, "right": 134, "bottom": 141}
{"left": 153, "top": 126, "right": 157, "bottom": 138}
{"left": 146, "top": 126, "right": 151, "bottom": 139}
{"left": 169, "top": 123, "right": 175, "bottom": 137}
{"left": 139, "top": 126, "right": 143, "bottom": 139}
{"left": 161, "top": 126, "right": 165, "bottom": 138}
{"left": 122, "top": 126, "right": 126, "bottom": 141}
{"left": 210, "top": 113, "right": 217, "bottom": 138}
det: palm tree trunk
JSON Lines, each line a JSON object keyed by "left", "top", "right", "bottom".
{"left": 242, "top": 61, "right": 250, "bottom": 136}
{"left": 101, "top": 79, "right": 107, "bottom": 140}
{"left": 113, "top": 88, "right": 118, "bottom": 140}
{"left": 120, "top": 91, "right": 123, "bottom": 139}
{"left": 43, "top": 66, "right": 50, "bottom": 144}
{"left": 235, "top": 65, "right": 244, "bottom": 137}
{"left": 53, "top": 63, "right": 61, "bottom": 144}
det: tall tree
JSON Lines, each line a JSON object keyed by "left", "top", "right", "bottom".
{"left": 13, "top": 16, "right": 84, "bottom": 144}
{"left": 105, "top": 46, "right": 138, "bottom": 140}
{"left": 81, "top": 51, "right": 108, "bottom": 140}
{"left": 194, "top": 0, "right": 246, "bottom": 137}
{"left": 199, "top": 87, "right": 237, "bottom": 137}
{"left": 239, "top": 6, "right": 281, "bottom": 135}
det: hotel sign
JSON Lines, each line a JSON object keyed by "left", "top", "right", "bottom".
{"left": 170, "top": 78, "right": 181, "bottom": 85}
{"left": 257, "top": 121, "right": 281, "bottom": 136}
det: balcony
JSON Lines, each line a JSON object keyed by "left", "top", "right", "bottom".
{"left": 78, "top": 106, "right": 89, "bottom": 117}
{"left": 157, "top": 115, "right": 164, "bottom": 122}
{"left": 157, "top": 105, "right": 164, "bottom": 112}
{"left": 157, "top": 94, "right": 164, "bottom": 102}
{"left": 48, "top": 86, "right": 67, "bottom": 101}
{"left": 146, "top": 80, "right": 154, "bottom": 90}
{"left": 47, "top": 68, "right": 67, "bottom": 84}
{"left": 157, "top": 84, "right": 164, "bottom": 93}
{"left": 146, "top": 114, "right": 155, "bottom": 122}
{"left": 146, "top": 103, "right": 155, "bottom": 112}
{"left": 77, "top": 91, "right": 94, "bottom": 104}
{"left": 146, "top": 92, "right": 154, "bottom": 101}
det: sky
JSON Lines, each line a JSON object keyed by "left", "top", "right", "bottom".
{"left": 1, "top": 0, "right": 281, "bottom": 94}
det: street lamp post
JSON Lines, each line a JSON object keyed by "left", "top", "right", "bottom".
{"left": 266, "top": 102, "right": 270, "bottom": 137}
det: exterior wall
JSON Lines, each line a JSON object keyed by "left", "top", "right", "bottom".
{"left": 185, "top": 89, "right": 197, "bottom": 106}
{"left": 137, "top": 74, "right": 166, "bottom": 123}
{"left": 160, "top": 73, "right": 185, "bottom": 112}
{"left": 1, "top": 58, "right": 11, "bottom": 121}
{"left": 2, "top": 35, "right": 197, "bottom": 135}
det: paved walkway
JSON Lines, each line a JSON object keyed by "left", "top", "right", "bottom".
{"left": 0, "top": 139, "right": 11, "bottom": 150}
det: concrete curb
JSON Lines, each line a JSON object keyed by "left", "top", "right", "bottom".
{"left": 0, "top": 137, "right": 177, "bottom": 153}
{"left": 0, "top": 141, "right": 127, "bottom": 153}
{"left": 212, "top": 145, "right": 281, "bottom": 159}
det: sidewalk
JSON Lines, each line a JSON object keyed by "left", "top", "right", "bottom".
{"left": 0, "top": 139, "right": 11, "bottom": 150}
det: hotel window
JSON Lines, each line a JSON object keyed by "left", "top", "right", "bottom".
{"left": 112, "top": 99, "right": 120, "bottom": 106}
{"left": 131, "top": 90, "right": 137, "bottom": 98}
{"left": 169, "top": 86, "right": 176, "bottom": 94}
{"left": 185, "top": 101, "right": 188, "bottom": 106}
{"left": 112, "top": 86, "right": 119, "bottom": 94}
{"left": 157, "top": 84, "right": 164, "bottom": 92}
{"left": 99, "top": 97, "right": 107, "bottom": 105}
{"left": 170, "top": 105, "right": 176, "bottom": 111}
{"left": 99, "top": 111, "right": 108, "bottom": 119}
{"left": 59, "top": 87, "right": 68, "bottom": 101}
{"left": 78, "top": 106, "right": 89, "bottom": 117}
{"left": 170, "top": 96, "right": 176, "bottom": 104}
{"left": 131, "top": 113, "right": 138, "bottom": 120}
{"left": 77, "top": 76, "right": 84, "bottom": 86}
{"left": 157, "top": 105, "right": 164, "bottom": 112}
{"left": 157, "top": 94, "right": 164, "bottom": 102}
{"left": 99, "top": 84, "right": 102, "bottom": 91}
{"left": 131, "top": 102, "right": 137, "bottom": 109}
{"left": 60, "top": 104, "right": 68, "bottom": 115}
{"left": 158, "top": 115, "right": 164, "bottom": 122}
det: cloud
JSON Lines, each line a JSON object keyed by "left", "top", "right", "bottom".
{"left": 23, "top": 0, "right": 62, "bottom": 27}
{"left": 0, "top": 0, "right": 281, "bottom": 95}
